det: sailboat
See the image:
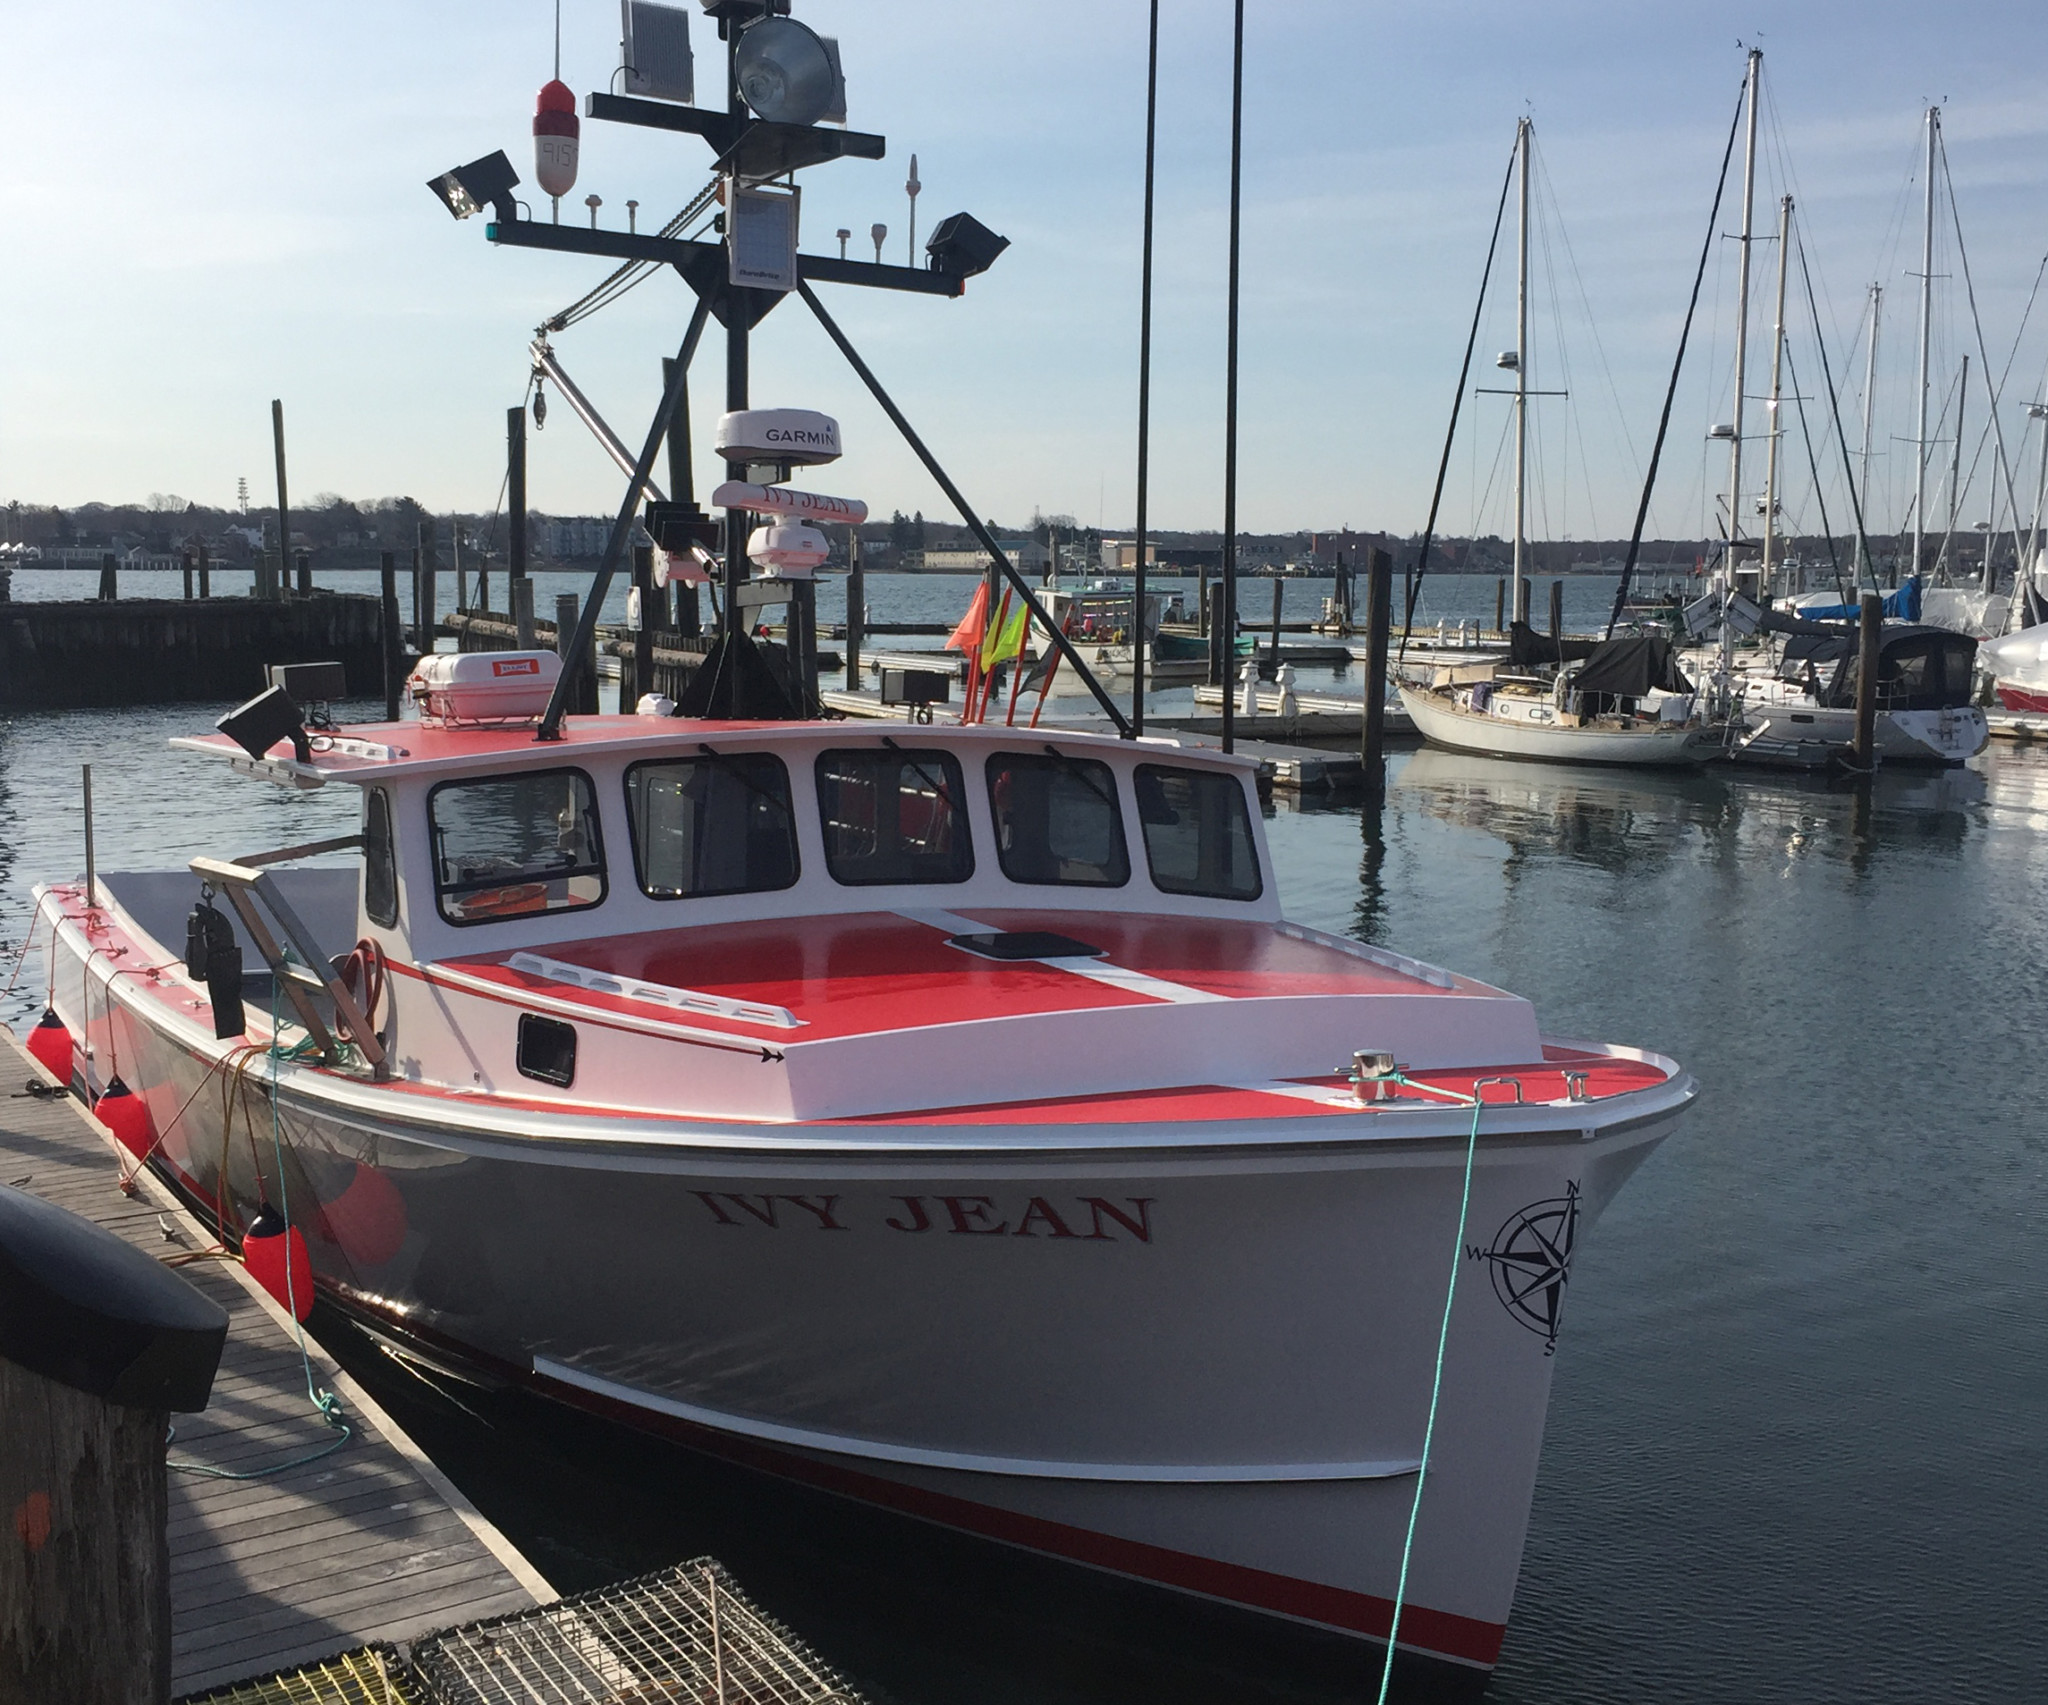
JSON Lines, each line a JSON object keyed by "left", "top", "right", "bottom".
{"left": 1399, "top": 117, "right": 1722, "bottom": 768}
{"left": 1714, "top": 98, "right": 1988, "bottom": 769}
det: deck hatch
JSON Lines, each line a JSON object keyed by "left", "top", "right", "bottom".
{"left": 947, "top": 930, "right": 1107, "bottom": 961}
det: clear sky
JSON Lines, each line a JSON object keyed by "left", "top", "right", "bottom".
{"left": 6, "top": 0, "right": 2048, "bottom": 543}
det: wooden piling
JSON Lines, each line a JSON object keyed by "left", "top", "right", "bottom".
{"left": 452, "top": 519, "right": 466, "bottom": 613}
{"left": 513, "top": 576, "right": 537, "bottom": 649}
{"left": 295, "top": 549, "right": 311, "bottom": 598}
{"left": 98, "top": 552, "right": 117, "bottom": 602}
{"left": 1361, "top": 547, "right": 1393, "bottom": 798}
{"left": 381, "top": 552, "right": 402, "bottom": 721}
{"left": 631, "top": 545, "right": 656, "bottom": 707}
{"left": 271, "top": 398, "right": 292, "bottom": 605}
{"left": 196, "top": 544, "right": 211, "bottom": 600}
{"left": 1495, "top": 578, "right": 1505, "bottom": 635}
{"left": 1549, "top": 579, "right": 1564, "bottom": 645}
{"left": 0, "top": 1182, "right": 227, "bottom": 1705}
{"left": 1853, "top": 589, "right": 1883, "bottom": 769}
{"left": 845, "top": 534, "right": 864, "bottom": 687}
{"left": 181, "top": 549, "right": 194, "bottom": 601}
{"left": 415, "top": 522, "right": 436, "bottom": 649}
{"left": 1268, "top": 577, "right": 1284, "bottom": 665}
{"left": 557, "top": 592, "right": 598, "bottom": 714}
{"left": 507, "top": 407, "right": 528, "bottom": 586}
{"left": 475, "top": 552, "right": 491, "bottom": 615}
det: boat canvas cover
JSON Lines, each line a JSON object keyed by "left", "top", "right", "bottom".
{"left": 1569, "top": 635, "right": 1693, "bottom": 698}
{"left": 1507, "top": 621, "right": 1599, "bottom": 668}
{"left": 1823, "top": 624, "right": 1979, "bottom": 711}
{"left": 1794, "top": 576, "right": 1923, "bottom": 624}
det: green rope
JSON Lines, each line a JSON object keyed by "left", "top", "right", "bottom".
{"left": 1373, "top": 1075, "right": 1487, "bottom": 1702}
{"left": 168, "top": 983, "right": 351, "bottom": 1481}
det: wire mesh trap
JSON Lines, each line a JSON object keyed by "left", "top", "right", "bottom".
{"left": 175, "top": 1646, "right": 421, "bottom": 1705}
{"left": 409, "top": 1559, "right": 862, "bottom": 1705}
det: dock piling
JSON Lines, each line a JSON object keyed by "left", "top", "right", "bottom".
{"left": 295, "top": 549, "right": 311, "bottom": 599}
{"left": 1853, "top": 589, "right": 1882, "bottom": 768}
{"left": 380, "top": 552, "right": 402, "bottom": 721}
{"left": 1361, "top": 547, "right": 1393, "bottom": 799}
{"left": 508, "top": 406, "right": 529, "bottom": 586}
{"left": 0, "top": 1182, "right": 227, "bottom": 1705}
{"left": 98, "top": 552, "right": 117, "bottom": 602}
{"left": 1268, "top": 577, "right": 1284, "bottom": 666}
{"left": 513, "top": 576, "right": 537, "bottom": 648}
{"left": 271, "top": 398, "right": 292, "bottom": 604}
{"left": 1549, "top": 578, "right": 1564, "bottom": 645}
{"left": 197, "top": 544, "right": 211, "bottom": 600}
{"left": 631, "top": 544, "right": 656, "bottom": 706}
{"left": 181, "top": 549, "right": 194, "bottom": 601}
{"left": 1495, "top": 578, "right": 1505, "bottom": 636}
{"left": 846, "top": 533, "right": 864, "bottom": 686}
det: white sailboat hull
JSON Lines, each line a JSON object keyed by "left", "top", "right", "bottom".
{"left": 1399, "top": 686, "right": 1715, "bottom": 768}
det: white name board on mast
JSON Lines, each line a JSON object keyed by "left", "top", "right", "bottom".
{"left": 729, "top": 183, "right": 800, "bottom": 292}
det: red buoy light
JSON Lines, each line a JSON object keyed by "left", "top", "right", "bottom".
{"left": 243, "top": 1204, "right": 315, "bottom": 1323}
{"left": 94, "top": 1076, "right": 154, "bottom": 1161}
{"left": 25, "top": 1008, "right": 73, "bottom": 1080}
{"left": 534, "top": 79, "right": 579, "bottom": 201}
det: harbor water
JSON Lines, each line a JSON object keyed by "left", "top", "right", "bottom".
{"left": 2, "top": 631, "right": 2040, "bottom": 1701}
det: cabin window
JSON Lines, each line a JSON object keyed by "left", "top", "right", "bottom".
{"left": 815, "top": 747, "right": 972, "bottom": 885}
{"left": 984, "top": 752, "right": 1129, "bottom": 887}
{"left": 1133, "top": 765, "right": 1262, "bottom": 901}
{"left": 362, "top": 787, "right": 399, "bottom": 928}
{"left": 625, "top": 752, "right": 799, "bottom": 899}
{"left": 428, "top": 768, "right": 607, "bottom": 925}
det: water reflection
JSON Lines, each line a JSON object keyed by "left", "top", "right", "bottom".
{"left": 1396, "top": 746, "right": 1730, "bottom": 877}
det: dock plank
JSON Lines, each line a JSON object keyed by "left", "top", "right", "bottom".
{"left": 0, "top": 1028, "right": 552, "bottom": 1697}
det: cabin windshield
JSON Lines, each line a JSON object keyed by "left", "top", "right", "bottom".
{"left": 816, "top": 747, "right": 973, "bottom": 885}
{"left": 626, "top": 752, "right": 800, "bottom": 899}
{"left": 985, "top": 752, "right": 1129, "bottom": 887}
{"left": 1133, "top": 764, "right": 1262, "bottom": 900}
{"left": 363, "top": 787, "right": 398, "bottom": 927}
{"left": 429, "top": 768, "right": 607, "bottom": 924}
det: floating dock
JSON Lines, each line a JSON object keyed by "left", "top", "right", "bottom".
{"left": 0, "top": 1026, "right": 549, "bottom": 1697}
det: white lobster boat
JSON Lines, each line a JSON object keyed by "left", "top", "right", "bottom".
{"left": 31, "top": 679, "right": 1695, "bottom": 1673}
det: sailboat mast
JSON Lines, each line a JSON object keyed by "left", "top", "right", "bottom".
{"left": 1913, "top": 105, "right": 1938, "bottom": 583}
{"left": 1858, "top": 285, "right": 1883, "bottom": 587}
{"left": 1512, "top": 116, "right": 1530, "bottom": 621}
{"left": 1725, "top": 48, "right": 1760, "bottom": 574}
{"left": 1762, "top": 193, "right": 1791, "bottom": 590}
{"left": 1949, "top": 354, "right": 1968, "bottom": 581}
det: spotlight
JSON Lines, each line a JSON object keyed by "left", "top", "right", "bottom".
{"left": 217, "top": 685, "right": 311, "bottom": 764}
{"left": 734, "top": 17, "right": 839, "bottom": 127}
{"left": 924, "top": 212, "right": 1009, "bottom": 279}
{"left": 427, "top": 152, "right": 521, "bottom": 223}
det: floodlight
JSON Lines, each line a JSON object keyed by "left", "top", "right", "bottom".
{"left": 217, "top": 685, "right": 311, "bottom": 764}
{"left": 924, "top": 212, "right": 1010, "bottom": 279}
{"left": 427, "top": 152, "right": 521, "bottom": 223}
{"left": 735, "top": 17, "right": 839, "bottom": 127}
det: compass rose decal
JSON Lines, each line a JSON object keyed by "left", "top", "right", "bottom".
{"left": 1469, "top": 1181, "right": 1580, "bottom": 1354}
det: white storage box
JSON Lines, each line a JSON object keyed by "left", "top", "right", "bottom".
{"left": 408, "top": 651, "right": 563, "bottom": 725}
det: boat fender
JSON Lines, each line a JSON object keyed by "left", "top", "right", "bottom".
{"left": 315, "top": 1163, "right": 408, "bottom": 1269}
{"left": 185, "top": 896, "right": 245, "bottom": 1040}
{"left": 93, "top": 1075, "right": 154, "bottom": 1161}
{"left": 242, "top": 1203, "right": 314, "bottom": 1323}
{"left": 25, "top": 1007, "right": 73, "bottom": 1079}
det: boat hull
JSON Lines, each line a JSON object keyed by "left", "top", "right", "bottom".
{"left": 1728, "top": 701, "right": 1989, "bottom": 768}
{"left": 43, "top": 899, "right": 1691, "bottom": 1670}
{"left": 1399, "top": 686, "right": 1714, "bottom": 768}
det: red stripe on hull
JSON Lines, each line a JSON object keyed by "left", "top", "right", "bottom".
{"left": 543, "top": 1363, "right": 1506, "bottom": 1669}
{"left": 1995, "top": 684, "right": 2048, "bottom": 713}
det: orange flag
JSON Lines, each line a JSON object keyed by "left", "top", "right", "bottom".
{"left": 945, "top": 580, "right": 991, "bottom": 653}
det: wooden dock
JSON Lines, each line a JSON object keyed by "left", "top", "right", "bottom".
{"left": 0, "top": 1026, "right": 550, "bottom": 1698}
{"left": 0, "top": 596, "right": 385, "bottom": 708}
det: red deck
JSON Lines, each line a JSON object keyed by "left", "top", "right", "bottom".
{"left": 444, "top": 909, "right": 1466, "bottom": 1045}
